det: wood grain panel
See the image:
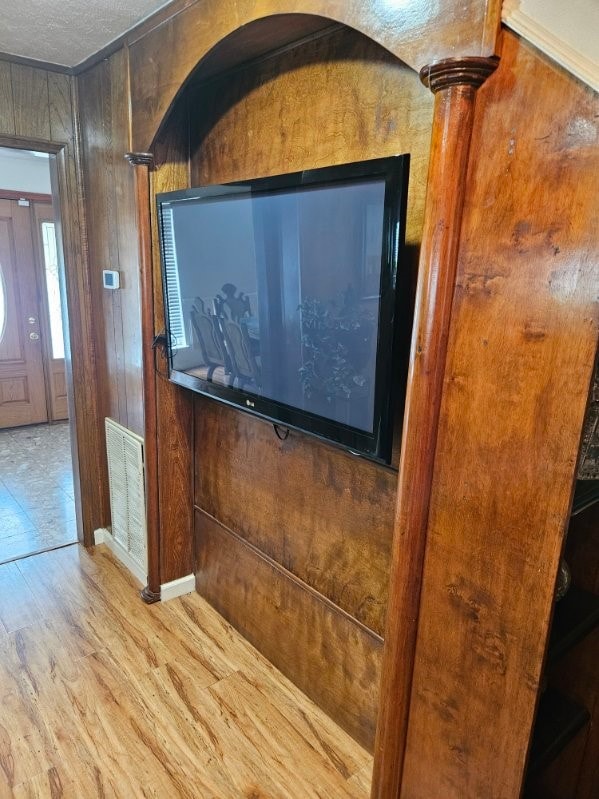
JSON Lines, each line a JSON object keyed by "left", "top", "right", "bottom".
{"left": 0, "top": 377, "right": 28, "bottom": 403}
{"left": 48, "top": 72, "right": 73, "bottom": 144}
{"left": 128, "top": 0, "right": 501, "bottom": 152}
{"left": 0, "top": 60, "right": 15, "bottom": 136}
{"left": 195, "top": 508, "right": 383, "bottom": 751}
{"left": 190, "top": 25, "right": 432, "bottom": 263}
{"left": 110, "top": 48, "right": 144, "bottom": 439}
{"left": 195, "top": 398, "right": 396, "bottom": 635}
{"left": 401, "top": 31, "right": 599, "bottom": 799}
{"left": 0, "top": 199, "right": 48, "bottom": 428}
{"left": 182, "top": 24, "right": 434, "bottom": 747}
{"left": 50, "top": 86, "right": 112, "bottom": 541}
{"left": 77, "top": 50, "right": 144, "bottom": 439}
{"left": 78, "top": 61, "right": 118, "bottom": 421}
{"left": 10, "top": 63, "right": 51, "bottom": 140}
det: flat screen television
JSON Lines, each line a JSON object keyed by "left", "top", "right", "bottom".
{"left": 157, "top": 155, "right": 410, "bottom": 464}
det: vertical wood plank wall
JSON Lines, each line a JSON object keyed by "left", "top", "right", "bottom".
{"left": 188, "top": 27, "right": 434, "bottom": 749}
{"left": 0, "top": 58, "right": 110, "bottom": 540}
{"left": 78, "top": 50, "right": 144, "bottom": 439}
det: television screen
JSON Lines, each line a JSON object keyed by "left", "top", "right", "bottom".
{"left": 157, "top": 156, "right": 410, "bottom": 462}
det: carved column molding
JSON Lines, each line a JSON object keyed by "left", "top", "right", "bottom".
{"left": 125, "top": 151, "right": 161, "bottom": 604}
{"left": 371, "top": 56, "right": 498, "bottom": 799}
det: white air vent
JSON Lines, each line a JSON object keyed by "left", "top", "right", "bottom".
{"left": 105, "top": 418, "right": 147, "bottom": 584}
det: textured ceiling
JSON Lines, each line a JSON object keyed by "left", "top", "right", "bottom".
{"left": 0, "top": 0, "right": 172, "bottom": 67}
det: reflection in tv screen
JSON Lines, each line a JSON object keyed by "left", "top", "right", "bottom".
{"left": 163, "top": 178, "right": 386, "bottom": 434}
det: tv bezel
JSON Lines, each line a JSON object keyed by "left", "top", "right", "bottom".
{"left": 156, "top": 155, "right": 410, "bottom": 465}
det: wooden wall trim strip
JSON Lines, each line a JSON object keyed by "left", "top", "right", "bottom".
{"left": 126, "top": 151, "right": 161, "bottom": 603}
{"left": 195, "top": 507, "right": 384, "bottom": 749}
{"left": 370, "top": 56, "right": 498, "bottom": 799}
{"left": 0, "top": 53, "right": 71, "bottom": 74}
{"left": 0, "top": 189, "right": 52, "bottom": 202}
{"left": 196, "top": 506, "right": 384, "bottom": 645}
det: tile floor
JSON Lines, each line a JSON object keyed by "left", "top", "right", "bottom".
{"left": 0, "top": 422, "right": 76, "bottom": 564}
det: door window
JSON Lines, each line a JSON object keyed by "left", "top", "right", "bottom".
{"left": 41, "top": 221, "right": 65, "bottom": 360}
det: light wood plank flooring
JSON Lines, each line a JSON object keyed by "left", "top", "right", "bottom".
{"left": 0, "top": 544, "right": 372, "bottom": 798}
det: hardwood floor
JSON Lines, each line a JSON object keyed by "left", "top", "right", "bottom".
{"left": 0, "top": 544, "right": 372, "bottom": 798}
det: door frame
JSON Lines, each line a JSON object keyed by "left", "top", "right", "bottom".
{"left": 0, "top": 135, "right": 105, "bottom": 546}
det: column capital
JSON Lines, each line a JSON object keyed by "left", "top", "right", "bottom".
{"left": 125, "top": 151, "right": 154, "bottom": 167}
{"left": 420, "top": 56, "right": 499, "bottom": 93}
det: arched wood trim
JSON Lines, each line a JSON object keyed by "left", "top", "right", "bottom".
{"left": 127, "top": 2, "right": 502, "bottom": 153}
{"left": 371, "top": 55, "right": 499, "bottom": 798}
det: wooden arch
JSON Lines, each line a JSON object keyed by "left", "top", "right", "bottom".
{"left": 125, "top": 3, "right": 502, "bottom": 797}
{"left": 127, "top": 0, "right": 501, "bottom": 154}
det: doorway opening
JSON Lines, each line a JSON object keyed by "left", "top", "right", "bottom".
{"left": 0, "top": 146, "right": 76, "bottom": 564}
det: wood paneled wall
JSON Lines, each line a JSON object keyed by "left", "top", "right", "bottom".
{"left": 400, "top": 32, "right": 599, "bottom": 798}
{"left": 0, "top": 58, "right": 109, "bottom": 541}
{"left": 70, "top": 8, "right": 597, "bottom": 797}
{"left": 127, "top": 0, "right": 500, "bottom": 153}
{"left": 189, "top": 27, "right": 434, "bottom": 750}
{"left": 78, "top": 50, "right": 144, "bottom": 439}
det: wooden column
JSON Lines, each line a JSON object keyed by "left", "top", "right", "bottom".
{"left": 125, "top": 151, "right": 161, "bottom": 604}
{"left": 371, "top": 57, "right": 498, "bottom": 799}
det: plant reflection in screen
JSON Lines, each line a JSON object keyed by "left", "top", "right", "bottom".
{"left": 298, "top": 287, "right": 374, "bottom": 405}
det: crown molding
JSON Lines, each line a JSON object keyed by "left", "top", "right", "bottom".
{"left": 0, "top": 51, "right": 71, "bottom": 74}
{"left": 502, "top": 1, "right": 599, "bottom": 93}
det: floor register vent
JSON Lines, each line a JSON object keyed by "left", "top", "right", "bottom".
{"left": 104, "top": 417, "right": 147, "bottom": 584}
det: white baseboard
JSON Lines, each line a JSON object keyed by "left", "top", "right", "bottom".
{"left": 94, "top": 529, "right": 193, "bottom": 601}
{"left": 160, "top": 573, "right": 195, "bottom": 602}
{"left": 94, "top": 527, "right": 108, "bottom": 545}
{"left": 93, "top": 527, "right": 146, "bottom": 586}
